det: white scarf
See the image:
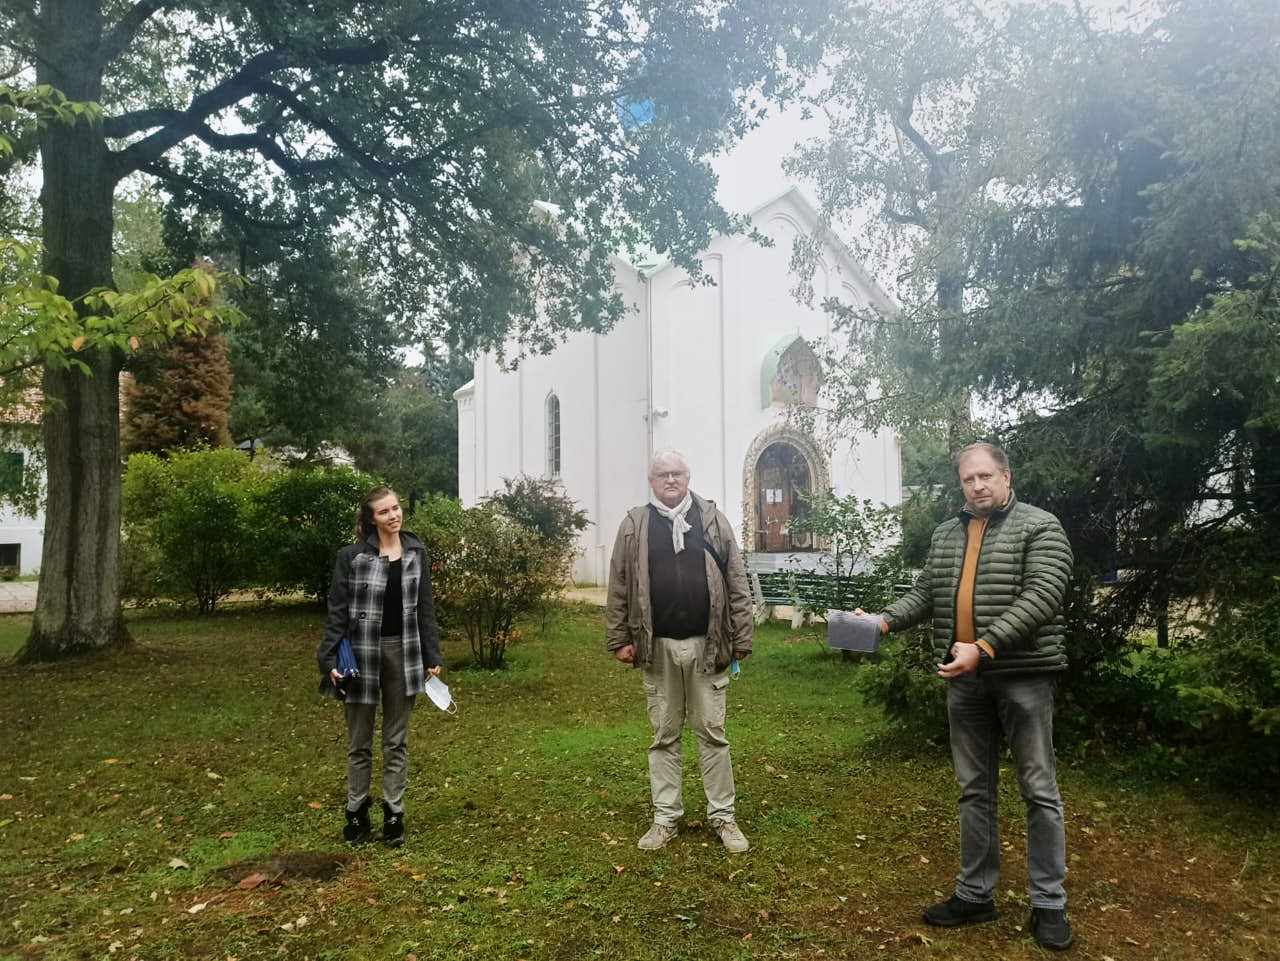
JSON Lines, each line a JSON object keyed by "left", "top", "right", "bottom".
{"left": 649, "top": 491, "right": 693, "bottom": 554}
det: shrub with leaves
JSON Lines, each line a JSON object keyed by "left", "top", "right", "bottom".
{"left": 1075, "top": 586, "right": 1280, "bottom": 785}
{"left": 852, "top": 628, "right": 947, "bottom": 740}
{"left": 251, "top": 465, "right": 380, "bottom": 602}
{"left": 482, "top": 474, "right": 590, "bottom": 557}
{"left": 429, "top": 503, "right": 574, "bottom": 669}
{"left": 785, "top": 490, "right": 911, "bottom": 614}
{"left": 122, "top": 448, "right": 261, "bottom": 613}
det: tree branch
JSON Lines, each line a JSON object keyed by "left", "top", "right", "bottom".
{"left": 894, "top": 81, "right": 947, "bottom": 188}
{"left": 100, "top": 0, "right": 174, "bottom": 65}
{"left": 138, "top": 159, "right": 308, "bottom": 233}
{"left": 109, "top": 35, "right": 397, "bottom": 180}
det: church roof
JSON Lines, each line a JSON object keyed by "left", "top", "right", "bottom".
{"left": 614, "top": 186, "right": 896, "bottom": 313}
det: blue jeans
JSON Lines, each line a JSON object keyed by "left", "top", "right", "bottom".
{"left": 947, "top": 672, "right": 1066, "bottom": 908}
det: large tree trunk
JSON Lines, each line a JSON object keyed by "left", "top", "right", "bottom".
{"left": 19, "top": 0, "right": 129, "bottom": 661}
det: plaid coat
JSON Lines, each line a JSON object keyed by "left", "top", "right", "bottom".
{"left": 316, "top": 531, "right": 442, "bottom": 705}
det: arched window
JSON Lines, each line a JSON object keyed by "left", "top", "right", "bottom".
{"left": 761, "top": 335, "right": 822, "bottom": 408}
{"left": 545, "top": 393, "right": 561, "bottom": 478}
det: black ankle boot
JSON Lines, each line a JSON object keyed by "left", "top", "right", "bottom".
{"left": 382, "top": 801, "right": 405, "bottom": 848}
{"left": 343, "top": 797, "right": 371, "bottom": 844}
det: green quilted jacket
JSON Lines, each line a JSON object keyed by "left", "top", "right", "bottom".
{"left": 882, "top": 494, "right": 1073, "bottom": 674}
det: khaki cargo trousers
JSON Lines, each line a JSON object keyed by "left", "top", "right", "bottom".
{"left": 642, "top": 635, "right": 736, "bottom": 826}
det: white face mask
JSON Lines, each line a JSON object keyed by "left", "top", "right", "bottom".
{"left": 424, "top": 675, "right": 458, "bottom": 714}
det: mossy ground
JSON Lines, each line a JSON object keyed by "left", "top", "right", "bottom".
{"left": 2, "top": 604, "right": 1276, "bottom": 960}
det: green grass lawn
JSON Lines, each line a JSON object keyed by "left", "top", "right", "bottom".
{"left": 2, "top": 604, "right": 1277, "bottom": 961}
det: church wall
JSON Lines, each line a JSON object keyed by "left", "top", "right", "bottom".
{"left": 458, "top": 189, "right": 904, "bottom": 582}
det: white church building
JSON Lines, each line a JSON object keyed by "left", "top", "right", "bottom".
{"left": 454, "top": 187, "right": 903, "bottom": 586}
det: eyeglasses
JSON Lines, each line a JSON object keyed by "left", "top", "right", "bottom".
{"left": 652, "top": 471, "right": 687, "bottom": 480}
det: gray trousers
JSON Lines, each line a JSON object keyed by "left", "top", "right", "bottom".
{"left": 344, "top": 633, "right": 415, "bottom": 813}
{"left": 642, "top": 635, "right": 736, "bottom": 826}
{"left": 947, "top": 672, "right": 1067, "bottom": 908}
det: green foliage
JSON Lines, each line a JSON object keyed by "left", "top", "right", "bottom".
{"left": 0, "top": 83, "right": 101, "bottom": 159}
{"left": 483, "top": 474, "right": 591, "bottom": 558}
{"left": 122, "top": 449, "right": 263, "bottom": 614}
{"left": 405, "top": 493, "right": 463, "bottom": 550}
{"left": 791, "top": 0, "right": 1280, "bottom": 752}
{"left": 250, "top": 465, "right": 380, "bottom": 603}
{"left": 1075, "top": 588, "right": 1280, "bottom": 782}
{"left": 429, "top": 501, "right": 579, "bottom": 670}
{"left": 343, "top": 364, "right": 462, "bottom": 504}
{"left": 852, "top": 629, "right": 947, "bottom": 741}
{"left": 0, "top": 234, "right": 243, "bottom": 410}
{"left": 784, "top": 490, "right": 909, "bottom": 613}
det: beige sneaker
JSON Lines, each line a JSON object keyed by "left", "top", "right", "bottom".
{"left": 636, "top": 822, "right": 678, "bottom": 850}
{"left": 712, "top": 819, "right": 749, "bottom": 853}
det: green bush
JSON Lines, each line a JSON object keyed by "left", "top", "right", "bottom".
{"left": 405, "top": 491, "right": 464, "bottom": 556}
{"left": 122, "top": 448, "right": 262, "bottom": 613}
{"left": 251, "top": 464, "right": 379, "bottom": 602}
{"left": 429, "top": 502, "right": 577, "bottom": 669}
{"left": 482, "top": 474, "right": 590, "bottom": 556}
{"left": 785, "top": 490, "right": 910, "bottom": 614}
{"left": 853, "top": 629, "right": 948, "bottom": 740}
{"left": 1075, "top": 589, "right": 1280, "bottom": 784}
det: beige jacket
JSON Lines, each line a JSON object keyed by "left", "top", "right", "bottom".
{"left": 605, "top": 492, "right": 753, "bottom": 672}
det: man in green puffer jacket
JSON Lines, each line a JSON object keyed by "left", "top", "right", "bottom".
{"left": 871, "top": 443, "right": 1074, "bottom": 950}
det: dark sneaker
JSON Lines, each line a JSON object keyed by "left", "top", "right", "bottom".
{"left": 342, "top": 798, "right": 371, "bottom": 845}
{"left": 1029, "top": 907, "right": 1073, "bottom": 950}
{"left": 923, "top": 894, "right": 998, "bottom": 927}
{"left": 382, "top": 801, "right": 405, "bottom": 848}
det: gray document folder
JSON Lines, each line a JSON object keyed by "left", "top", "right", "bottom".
{"left": 827, "top": 610, "right": 883, "bottom": 653}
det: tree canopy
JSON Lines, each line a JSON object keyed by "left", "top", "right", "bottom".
{"left": 2, "top": 0, "right": 831, "bottom": 659}
{"left": 793, "top": 0, "right": 1280, "bottom": 644}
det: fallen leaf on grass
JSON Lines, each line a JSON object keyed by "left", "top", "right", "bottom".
{"left": 0, "top": 793, "right": 12, "bottom": 801}
{"left": 168, "top": 858, "right": 189, "bottom": 870}
{"left": 764, "top": 764, "right": 776, "bottom": 773}
{"left": 219, "top": 832, "right": 236, "bottom": 839}
{"left": 308, "top": 801, "right": 324, "bottom": 809}
{"left": 67, "top": 833, "right": 85, "bottom": 842}
{"left": 237, "top": 873, "right": 268, "bottom": 890}
{"left": 206, "top": 771, "right": 223, "bottom": 780}
{"left": 187, "top": 902, "right": 207, "bottom": 914}
{"left": 613, "top": 865, "right": 625, "bottom": 873}
{"left": 906, "top": 932, "right": 933, "bottom": 946}
{"left": 919, "top": 856, "right": 930, "bottom": 864}
{"left": 757, "top": 909, "right": 770, "bottom": 920}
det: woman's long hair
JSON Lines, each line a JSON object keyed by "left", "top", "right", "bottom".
{"left": 356, "top": 486, "right": 396, "bottom": 540}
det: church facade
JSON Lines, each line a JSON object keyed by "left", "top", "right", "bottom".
{"left": 454, "top": 188, "right": 902, "bottom": 585}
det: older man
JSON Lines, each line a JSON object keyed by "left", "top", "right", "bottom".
{"left": 869, "top": 443, "right": 1075, "bottom": 950}
{"left": 606, "top": 450, "right": 754, "bottom": 853}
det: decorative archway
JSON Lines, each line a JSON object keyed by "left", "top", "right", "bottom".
{"left": 741, "top": 425, "right": 830, "bottom": 556}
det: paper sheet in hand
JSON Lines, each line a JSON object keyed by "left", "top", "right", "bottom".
{"left": 827, "top": 610, "right": 882, "bottom": 653}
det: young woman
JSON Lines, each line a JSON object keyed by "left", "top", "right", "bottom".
{"left": 317, "top": 487, "right": 442, "bottom": 847}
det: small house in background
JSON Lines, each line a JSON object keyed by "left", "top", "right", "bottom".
{"left": 0, "top": 394, "right": 45, "bottom": 577}
{"left": 455, "top": 187, "right": 903, "bottom": 586}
